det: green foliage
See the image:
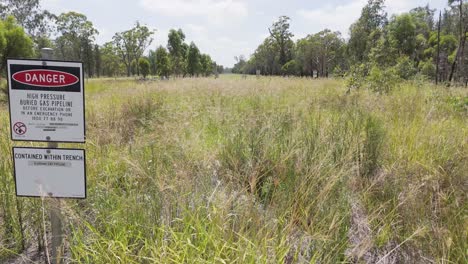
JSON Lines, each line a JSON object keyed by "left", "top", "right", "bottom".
{"left": 348, "top": 0, "right": 387, "bottom": 63}
{"left": 247, "top": 38, "right": 280, "bottom": 75}
{"left": 345, "top": 63, "right": 368, "bottom": 89}
{"left": 216, "top": 64, "right": 224, "bottom": 74}
{"left": 409, "top": 5, "right": 435, "bottom": 37}
{"left": 0, "top": 16, "right": 34, "bottom": 72}
{"left": 155, "top": 45, "right": 171, "bottom": 78}
{"left": 130, "top": 59, "right": 137, "bottom": 75}
{"left": 167, "top": 29, "right": 187, "bottom": 76}
{"left": 428, "top": 32, "right": 458, "bottom": 57}
{"left": 369, "top": 33, "right": 398, "bottom": 67}
{"left": 346, "top": 62, "right": 400, "bottom": 93}
{"left": 0, "top": 0, "right": 56, "bottom": 40}
{"left": 113, "top": 22, "right": 154, "bottom": 76}
{"left": 0, "top": 79, "right": 6, "bottom": 103}
{"left": 359, "top": 114, "right": 385, "bottom": 178}
{"left": 418, "top": 59, "right": 436, "bottom": 78}
{"left": 268, "top": 16, "right": 294, "bottom": 66}
{"left": 138, "top": 57, "right": 150, "bottom": 78}
{"left": 367, "top": 65, "right": 399, "bottom": 93}
{"left": 200, "top": 53, "right": 214, "bottom": 76}
{"left": 148, "top": 49, "right": 157, "bottom": 75}
{"left": 393, "top": 56, "right": 417, "bottom": 79}
{"left": 388, "top": 13, "right": 417, "bottom": 57}
{"left": 333, "top": 65, "right": 345, "bottom": 77}
{"left": 55, "top": 12, "right": 98, "bottom": 76}
{"left": 100, "top": 42, "right": 122, "bottom": 76}
{"left": 446, "top": 96, "right": 468, "bottom": 112}
{"left": 249, "top": 28, "right": 345, "bottom": 77}
{"left": 232, "top": 55, "right": 247, "bottom": 74}
{"left": 186, "top": 42, "right": 201, "bottom": 76}
{"left": 281, "top": 59, "right": 299, "bottom": 75}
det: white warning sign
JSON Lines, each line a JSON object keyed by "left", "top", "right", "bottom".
{"left": 13, "top": 147, "right": 86, "bottom": 198}
{"left": 7, "top": 59, "right": 85, "bottom": 143}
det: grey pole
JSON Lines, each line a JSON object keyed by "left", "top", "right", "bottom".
{"left": 41, "top": 47, "right": 64, "bottom": 264}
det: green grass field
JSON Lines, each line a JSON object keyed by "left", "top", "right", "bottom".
{"left": 1, "top": 76, "right": 467, "bottom": 263}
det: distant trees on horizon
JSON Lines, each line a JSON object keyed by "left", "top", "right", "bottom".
{"left": 233, "top": 0, "right": 467, "bottom": 86}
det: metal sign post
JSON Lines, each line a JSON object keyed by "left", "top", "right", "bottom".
{"left": 42, "top": 48, "right": 63, "bottom": 264}
{"left": 7, "top": 48, "right": 87, "bottom": 264}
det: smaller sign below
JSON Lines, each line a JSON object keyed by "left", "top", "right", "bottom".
{"left": 13, "top": 147, "right": 86, "bottom": 199}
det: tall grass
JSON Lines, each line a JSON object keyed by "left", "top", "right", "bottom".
{"left": 0, "top": 77, "right": 466, "bottom": 263}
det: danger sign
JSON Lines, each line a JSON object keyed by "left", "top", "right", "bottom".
{"left": 7, "top": 59, "right": 85, "bottom": 142}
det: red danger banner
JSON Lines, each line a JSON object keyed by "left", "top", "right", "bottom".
{"left": 9, "top": 63, "right": 81, "bottom": 93}
{"left": 12, "top": 69, "right": 79, "bottom": 88}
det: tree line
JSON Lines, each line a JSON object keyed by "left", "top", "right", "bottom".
{"left": 0, "top": 0, "right": 223, "bottom": 78}
{"left": 232, "top": 0, "right": 467, "bottom": 86}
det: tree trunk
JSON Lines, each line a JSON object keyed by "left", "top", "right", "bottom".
{"left": 448, "top": 1, "right": 467, "bottom": 85}
{"left": 448, "top": 28, "right": 467, "bottom": 85}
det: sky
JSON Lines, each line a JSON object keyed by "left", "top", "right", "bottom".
{"left": 41, "top": 0, "right": 449, "bottom": 67}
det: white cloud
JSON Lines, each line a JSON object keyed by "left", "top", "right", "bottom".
{"left": 182, "top": 23, "right": 251, "bottom": 66}
{"left": 41, "top": 0, "right": 70, "bottom": 14}
{"left": 297, "top": 0, "right": 448, "bottom": 38}
{"left": 297, "top": 0, "right": 366, "bottom": 38}
{"left": 385, "top": 0, "right": 447, "bottom": 15}
{"left": 94, "top": 27, "right": 113, "bottom": 44}
{"left": 140, "top": 0, "right": 248, "bottom": 26}
{"left": 186, "top": 23, "right": 207, "bottom": 34}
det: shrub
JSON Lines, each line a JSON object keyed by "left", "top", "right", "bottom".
{"left": 281, "top": 60, "right": 299, "bottom": 76}
{"left": 418, "top": 59, "right": 436, "bottom": 79}
{"left": 138, "top": 58, "right": 150, "bottom": 79}
{"left": 345, "top": 64, "right": 368, "bottom": 89}
{"left": 393, "top": 56, "right": 417, "bottom": 80}
{"left": 366, "top": 65, "right": 399, "bottom": 93}
{"left": 333, "top": 65, "right": 345, "bottom": 78}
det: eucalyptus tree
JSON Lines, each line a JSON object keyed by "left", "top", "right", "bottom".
{"left": 255, "top": 37, "right": 281, "bottom": 75}
{"left": 55, "top": 12, "right": 98, "bottom": 76}
{"left": 167, "top": 29, "right": 187, "bottom": 76}
{"left": 313, "top": 30, "right": 345, "bottom": 77}
{"left": 100, "top": 42, "right": 122, "bottom": 77}
{"left": 388, "top": 13, "right": 417, "bottom": 58}
{"left": 200, "top": 53, "right": 214, "bottom": 76}
{"left": 186, "top": 42, "right": 201, "bottom": 76}
{"left": 268, "top": 16, "right": 294, "bottom": 66}
{"left": 148, "top": 49, "right": 157, "bottom": 75}
{"left": 138, "top": 57, "right": 150, "bottom": 78}
{"left": 94, "top": 44, "right": 101, "bottom": 77}
{"left": 447, "top": 0, "right": 467, "bottom": 83}
{"left": 155, "top": 45, "right": 171, "bottom": 78}
{"left": 348, "top": 0, "right": 387, "bottom": 63}
{"left": 232, "top": 55, "right": 247, "bottom": 74}
{"left": 113, "top": 22, "right": 154, "bottom": 76}
{"left": 293, "top": 30, "right": 344, "bottom": 77}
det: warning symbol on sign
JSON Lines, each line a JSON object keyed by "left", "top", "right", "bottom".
{"left": 13, "top": 122, "right": 27, "bottom": 135}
